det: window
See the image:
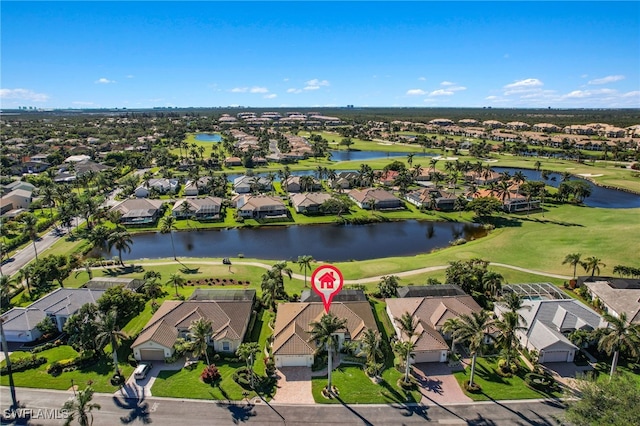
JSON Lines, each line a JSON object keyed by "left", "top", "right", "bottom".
{"left": 222, "top": 341, "right": 230, "bottom": 352}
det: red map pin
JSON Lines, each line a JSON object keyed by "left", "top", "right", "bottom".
{"left": 311, "top": 265, "right": 344, "bottom": 313}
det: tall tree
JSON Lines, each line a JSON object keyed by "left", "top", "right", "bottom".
{"left": 494, "top": 311, "right": 525, "bottom": 366}
{"left": 393, "top": 340, "right": 416, "bottom": 384}
{"left": 560, "top": 253, "right": 582, "bottom": 280}
{"left": 20, "top": 213, "right": 39, "bottom": 260}
{"left": 582, "top": 256, "right": 606, "bottom": 277}
{"left": 450, "top": 311, "right": 494, "bottom": 387}
{"left": 308, "top": 313, "right": 347, "bottom": 392}
{"left": 296, "top": 255, "right": 314, "bottom": 287}
{"left": 189, "top": 318, "right": 213, "bottom": 365}
{"left": 596, "top": 312, "right": 640, "bottom": 379}
{"left": 166, "top": 273, "right": 185, "bottom": 297}
{"left": 96, "top": 309, "right": 128, "bottom": 376}
{"left": 62, "top": 386, "right": 101, "bottom": 426}
{"left": 397, "top": 311, "right": 417, "bottom": 341}
{"left": 236, "top": 342, "right": 261, "bottom": 388}
{"left": 160, "top": 215, "right": 178, "bottom": 261}
{"left": 359, "top": 329, "right": 383, "bottom": 377}
{"left": 107, "top": 227, "right": 133, "bottom": 267}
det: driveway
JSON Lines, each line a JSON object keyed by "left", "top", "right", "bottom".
{"left": 271, "top": 367, "right": 315, "bottom": 404}
{"left": 117, "top": 360, "right": 185, "bottom": 399}
{"left": 413, "top": 363, "right": 472, "bottom": 404}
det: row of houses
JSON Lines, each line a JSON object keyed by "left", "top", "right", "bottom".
{"left": 5, "top": 278, "right": 637, "bottom": 368}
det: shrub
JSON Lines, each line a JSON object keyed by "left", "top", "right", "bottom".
{"left": 1, "top": 355, "right": 47, "bottom": 375}
{"left": 47, "top": 361, "right": 63, "bottom": 376}
{"left": 201, "top": 364, "right": 221, "bottom": 384}
{"left": 463, "top": 380, "right": 482, "bottom": 393}
{"left": 110, "top": 373, "right": 125, "bottom": 386}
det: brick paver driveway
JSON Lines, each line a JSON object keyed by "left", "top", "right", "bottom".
{"left": 413, "top": 363, "right": 472, "bottom": 404}
{"left": 271, "top": 367, "right": 315, "bottom": 404}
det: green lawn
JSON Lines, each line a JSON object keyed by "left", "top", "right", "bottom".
{"left": 311, "top": 365, "right": 421, "bottom": 404}
{"left": 453, "top": 357, "right": 563, "bottom": 401}
{"left": 0, "top": 346, "right": 134, "bottom": 393}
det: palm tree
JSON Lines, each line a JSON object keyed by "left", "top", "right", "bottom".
{"left": 494, "top": 311, "right": 525, "bottom": 366}
{"left": 296, "top": 255, "right": 314, "bottom": 287}
{"left": 359, "top": 329, "right": 383, "bottom": 376}
{"left": 501, "top": 292, "right": 529, "bottom": 326}
{"left": 107, "top": 227, "right": 133, "bottom": 267}
{"left": 166, "top": 273, "right": 185, "bottom": 297}
{"left": 160, "top": 215, "right": 178, "bottom": 261}
{"left": 596, "top": 312, "right": 640, "bottom": 379}
{"left": 0, "top": 275, "right": 17, "bottom": 308}
{"left": 406, "top": 153, "right": 415, "bottom": 167}
{"left": 397, "top": 312, "right": 417, "bottom": 341}
{"left": 20, "top": 213, "right": 39, "bottom": 260}
{"left": 62, "top": 385, "right": 101, "bottom": 426}
{"left": 236, "top": 342, "right": 261, "bottom": 388}
{"left": 16, "top": 266, "right": 33, "bottom": 297}
{"left": 562, "top": 253, "right": 582, "bottom": 278}
{"left": 189, "top": 318, "right": 213, "bottom": 365}
{"left": 308, "top": 313, "right": 347, "bottom": 392}
{"left": 393, "top": 340, "right": 416, "bottom": 384}
{"left": 450, "top": 311, "right": 494, "bottom": 387}
{"left": 96, "top": 309, "right": 128, "bottom": 376}
{"left": 582, "top": 256, "right": 606, "bottom": 277}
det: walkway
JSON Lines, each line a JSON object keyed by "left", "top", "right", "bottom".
{"left": 117, "top": 359, "right": 185, "bottom": 399}
{"left": 413, "top": 363, "right": 472, "bottom": 405}
{"left": 96, "top": 259, "right": 571, "bottom": 283}
{"left": 271, "top": 367, "right": 315, "bottom": 405}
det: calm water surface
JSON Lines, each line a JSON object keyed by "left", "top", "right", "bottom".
{"left": 120, "top": 221, "right": 486, "bottom": 262}
{"left": 194, "top": 133, "right": 222, "bottom": 142}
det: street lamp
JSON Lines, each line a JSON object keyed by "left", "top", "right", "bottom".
{"left": 0, "top": 317, "right": 18, "bottom": 410}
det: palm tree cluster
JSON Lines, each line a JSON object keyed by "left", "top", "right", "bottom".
{"left": 562, "top": 253, "right": 607, "bottom": 278}
{"left": 308, "top": 313, "right": 347, "bottom": 392}
{"left": 260, "top": 261, "right": 292, "bottom": 311}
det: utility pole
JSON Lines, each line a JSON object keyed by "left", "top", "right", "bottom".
{"left": 0, "top": 317, "right": 18, "bottom": 410}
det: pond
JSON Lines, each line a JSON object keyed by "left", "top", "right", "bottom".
{"left": 492, "top": 167, "right": 640, "bottom": 209}
{"left": 328, "top": 150, "right": 435, "bottom": 162}
{"left": 194, "top": 133, "right": 222, "bottom": 142}
{"left": 116, "top": 220, "right": 487, "bottom": 262}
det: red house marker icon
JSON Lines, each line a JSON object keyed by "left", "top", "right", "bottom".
{"left": 311, "top": 265, "right": 344, "bottom": 313}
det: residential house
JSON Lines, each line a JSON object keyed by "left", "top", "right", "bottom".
{"left": 131, "top": 290, "right": 255, "bottom": 361}
{"left": 0, "top": 188, "right": 33, "bottom": 216}
{"left": 464, "top": 170, "right": 501, "bottom": 185}
{"left": 282, "top": 176, "right": 321, "bottom": 193}
{"left": 348, "top": 188, "right": 403, "bottom": 210}
{"left": 272, "top": 299, "right": 377, "bottom": 367}
{"left": 134, "top": 178, "right": 179, "bottom": 198}
{"left": 377, "top": 170, "right": 399, "bottom": 186}
{"left": 172, "top": 197, "right": 223, "bottom": 220}
{"left": 290, "top": 192, "right": 332, "bottom": 214}
{"left": 73, "top": 159, "right": 111, "bottom": 176}
{"left": 495, "top": 299, "right": 606, "bottom": 363}
{"left": 233, "top": 176, "right": 272, "bottom": 194}
{"left": 111, "top": 198, "right": 164, "bottom": 225}
{"left": 1, "top": 180, "right": 36, "bottom": 196}
{"left": 580, "top": 276, "right": 640, "bottom": 324}
{"left": 386, "top": 294, "right": 483, "bottom": 363}
{"left": 233, "top": 194, "right": 288, "bottom": 219}
{"left": 224, "top": 157, "right": 243, "bottom": 167}
{"left": 405, "top": 188, "right": 456, "bottom": 211}
{"left": 1, "top": 288, "right": 105, "bottom": 342}
{"left": 328, "top": 171, "right": 359, "bottom": 190}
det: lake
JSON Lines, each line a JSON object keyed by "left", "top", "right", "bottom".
{"left": 195, "top": 133, "right": 222, "bottom": 142}
{"left": 118, "top": 220, "right": 487, "bottom": 262}
{"left": 492, "top": 167, "right": 640, "bottom": 209}
{"left": 329, "top": 150, "right": 435, "bottom": 162}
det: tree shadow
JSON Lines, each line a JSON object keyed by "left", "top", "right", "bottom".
{"left": 466, "top": 413, "right": 498, "bottom": 426}
{"left": 333, "top": 395, "right": 374, "bottom": 426}
{"left": 480, "top": 394, "right": 558, "bottom": 426}
{"left": 378, "top": 379, "right": 417, "bottom": 404}
{"left": 518, "top": 217, "right": 584, "bottom": 227}
{"left": 214, "top": 401, "right": 256, "bottom": 424}
{"left": 112, "top": 390, "right": 152, "bottom": 424}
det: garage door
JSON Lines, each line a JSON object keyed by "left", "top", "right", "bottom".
{"left": 542, "top": 351, "right": 567, "bottom": 363}
{"left": 139, "top": 349, "right": 165, "bottom": 361}
{"left": 276, "top": 355, "right": 311, "bottom": 367}
{"left": 413, "top": 351, "right": 442, "bottom": 363}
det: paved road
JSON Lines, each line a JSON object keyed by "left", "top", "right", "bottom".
{"left": 1, "top": 387, "right": 567, "bottom": 425}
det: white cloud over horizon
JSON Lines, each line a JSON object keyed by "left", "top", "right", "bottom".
{"left": 0, "top": 88, "right": 49, "bottom": 102}
{"left": 95, "top": 78, "right": 115, "bottom": 84}
{"left": 406, "top": 89, "right": 427, "bottom": 96}
{"left": 588, "top": 75, "right": 625, "bottom": 85}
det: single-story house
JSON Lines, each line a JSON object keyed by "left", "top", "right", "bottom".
{"left": 348, "top": 188, "right": 403, "bottom": 210}
{"left": 272, "top": 300, "right": 377, "bottom": 368}
{"left": 405, "top": 188, "right": 457, "bottom": 211}
{"left": 233, "top": 194, "right": 287, "bottom": 219}
{"left": 386, "top": 294, "right": 483, "bottom": 363}
{"left": 328, "top": 172, "right": 359, "bottom": 190}
{"left": 134, "top": 178, "right": 179, "bottom": 198}
{"left": 580, "top": 276, "right": 640, "bottom": 324}
{"left": 233, "top": 176, "right": 272, "bottom": 194}
{"left": 0, "top": 188, "right": 33, "bottom": 216}
{"left": 1, "top": 288, "right": 105, "bottom": 342}
{"left": 376, "top": 170, "right": 399, "bottom": 186}
{"left": 282, "top": 176, "right": 321, "bottom": 193}
{"left": 183, "top": 177, "right": 213, "bottom": 196}
{"left": 495, "top": 299, "right": 606, "bottom": 363}
{"left": 224, "top": 157, "right": 243, "bottom": 167}
{"left": 290, "top": 192, "right": 332, "bottom": 214}
{"left": 172, "top": 197, "right": 223, "bottom": 220}
{"left": 111, "top": 198, "right": 164, "bottom": 225}
{"left": 131, "top": 293, "right": 254, "bottom": 361}
{"left": 2, "top": 180, "right": 36, "bottom": 196}
{"left": 464, "top": 170, "right": 501, "bottom": 185}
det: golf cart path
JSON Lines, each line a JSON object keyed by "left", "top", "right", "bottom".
{"left": 114, "top": 260, "right": 571, "bottom": 283}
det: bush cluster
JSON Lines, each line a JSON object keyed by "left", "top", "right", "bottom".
{"left": 463, "top": 380, "right": 482, "bottom": 393}
{"left": 1, "top": 355, "right": 47, "bottom": 375}
{"left": 201, "top": 364, "right": 222, "bottom": 384}
{"left": 31, "top": 339, "right": 64, "bottom": 353}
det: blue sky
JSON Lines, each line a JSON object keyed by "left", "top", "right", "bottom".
{"left": 1, "top": 1, "right": 639, "bottom": 109}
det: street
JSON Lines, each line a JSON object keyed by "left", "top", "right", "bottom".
{"left": 1, "top": 387, "right": 567, "bottom": 425}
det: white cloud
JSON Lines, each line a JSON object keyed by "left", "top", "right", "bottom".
{"left": 0, "top": 88, "right": 49, "bottom": 102}
{"left": 563, "top": 88, "right": 617, "bottom": 99}
{"left": 418, "top": 76, "right": 426, "bottom": 81}
{"left": 95, "top": 78, "right": 115, "bottom": 84}
{"left": 304, "top": 85, "right": 321, "bottom": 91}
{"left": 304, "top": 79, "right": 330, "bottom": 91}
{"left": 264, "top": 93, "right": 277, "bottom": 99}
{"left": 429, "top": 89, "right": 455, "bottom": 97}
{"left": 230, "top": 87, "right": 248, "bottom": 93}
{"left": 126, "top": 75, "right": 134, "bottom": 79}
{"left": 440, "top": 81, "right": 455, "bottom": 86}
{"left": 406, "top": 89, "right": 427, "bottom": 96}
{"left": 286, "top": 88, "right": 302, "bottom": 94}
{"left": 622, "top": 90, "right": 640, "bottom": 98}
{"left": 283, "top": 78, "right": 290, "bottom": 82}
{"left": 250, "top": 87, "right": 269, "bottom": 94}
{"left": 588, "top": 75, "right": 625, "bottom": 85}
{"left": 503, "top": 78, "right": 543, "bottom": 95}
{"left": 485, "top": 95, "right": 499, "bottom": 100}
